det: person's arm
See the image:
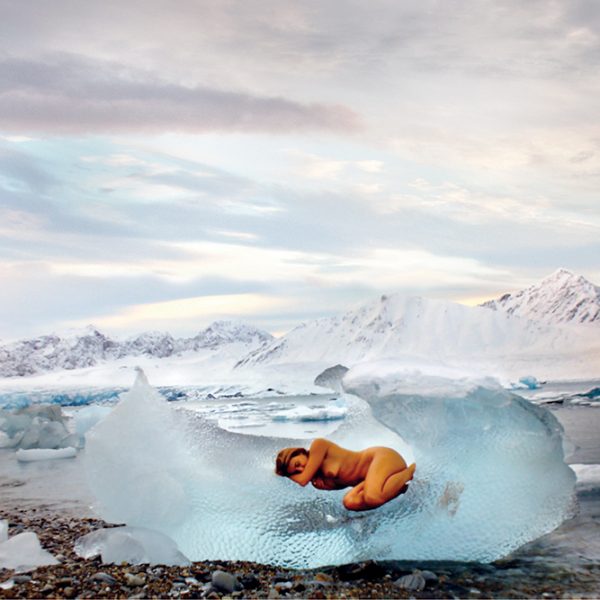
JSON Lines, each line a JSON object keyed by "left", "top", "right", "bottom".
{"left": 312, "top": 476, "right": 348, "bottom": 491}
{"left": 290, "top": 438, "right": 329, "bottom": 487}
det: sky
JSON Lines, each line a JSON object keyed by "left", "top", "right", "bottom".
{"left": 1, "top": 0, "right": 599, "bottom": 340}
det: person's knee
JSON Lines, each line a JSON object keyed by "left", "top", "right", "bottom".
{"left": 363, "top": 489, "right": 384, "bottom": 507}
{"left": 343, "top": 495, "right": 360, "bottom": 510}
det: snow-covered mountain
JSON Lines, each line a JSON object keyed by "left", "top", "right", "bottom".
{"left": 480, "top": 269, "right": 600, "bottom": 327}
{"left": 236, "top": 293, "right": 591, "bottom": 369}
{"left": 0, "top": 321, "right": 272, "bottom": 378}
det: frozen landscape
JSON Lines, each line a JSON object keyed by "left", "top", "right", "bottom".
{"left": 0, "top": 269, "right": 599, "bottom": 595}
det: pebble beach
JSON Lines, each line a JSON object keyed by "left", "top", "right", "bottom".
{"left": 1, "top": 503, "right": 599, "bottom": 599}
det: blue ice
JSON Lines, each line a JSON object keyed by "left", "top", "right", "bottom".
{"left": 84, "top": 370, "right": 574, "bottom": 568}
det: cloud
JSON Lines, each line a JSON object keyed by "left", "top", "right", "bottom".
{"left": 66, "top": 293, "right": 289, "bottom": 333}
{"left": 0, "top": 55, "right": 361, "bottom": 135}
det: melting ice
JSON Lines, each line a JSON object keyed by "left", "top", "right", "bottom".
{"left": 84, "top": 368, "right": 575, "bottom": 568}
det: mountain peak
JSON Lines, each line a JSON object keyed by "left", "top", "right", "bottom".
{"left": 481, "top": 270, "right": 600, "bottom": 326}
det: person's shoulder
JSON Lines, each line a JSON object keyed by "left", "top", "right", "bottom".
{"left": 310, "top": 437, "right": 333, "bottom": 450}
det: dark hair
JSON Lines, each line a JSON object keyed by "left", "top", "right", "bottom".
{"left": 275, "top": 447, "right": 308, "bottom": 476}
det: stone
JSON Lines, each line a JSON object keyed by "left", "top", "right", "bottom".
{"left": 212, "top": 570, "right": 242, "bottom": 593}
{"left": 91, "top": 572, "right": 118, "bottom": 585}
{"left": 420, "top": 570, "right": 438, "bottom": 583}
{"left": 239, "top": 574, "right": 259, "bottom": 589}
{"left": 125, "top": 572, "right": 146, "bottom": 586}
{"left": 337, "top": 560, "right": 386, "bottom": 581}
{"left": 395, "top": 572, "right": 426, "bottom": 592}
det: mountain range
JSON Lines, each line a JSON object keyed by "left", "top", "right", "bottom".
{"left": 237, "top": 270, "right": 598, "bottom": 368}
{"left": 0, "top": 321, "right": 272, "bottom": 378}
{"left": 0, "top": 269, "right": 598, "bottom": 380}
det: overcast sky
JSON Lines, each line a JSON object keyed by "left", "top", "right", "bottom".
{"left": 1, "top": 0, "right": 599, "bottom": 340}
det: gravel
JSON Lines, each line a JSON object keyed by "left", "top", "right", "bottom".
{"left": 1, "top": 507, "right": 599, "bottom": 599}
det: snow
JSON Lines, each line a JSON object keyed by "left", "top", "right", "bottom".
{"left": 0, "top": 527, "right": 58, "bottom": 572}
{"left": 236, "top": 293, "right": 600, "bottom": 381}
{"left": 74, "top": 526, "right": 190, "bottom": 566}
{"left": 481, "top": 268, "right": 600, "bottom": 327}
{"left": 0, "top": 272, "right": 599, "bottom": 391}
{"left": 83, "top": 369, "right": 574, "bottom": 567}
{"left": 16, "top": 447, "right": 77, "bottom": 462}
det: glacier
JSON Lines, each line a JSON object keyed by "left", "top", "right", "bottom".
{"left": 84, "top": 368, "right": 575, "bottom": 568}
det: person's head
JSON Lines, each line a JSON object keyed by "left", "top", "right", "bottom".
{"left": 275, "top": 447, "right": 308, "bottom": 477}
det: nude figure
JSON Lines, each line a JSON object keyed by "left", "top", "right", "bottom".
{"left": 275, "top": 438, "right": 416, "bottom": 511}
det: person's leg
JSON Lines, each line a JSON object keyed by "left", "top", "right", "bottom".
{"left": 343, "top": 481, "right": 370, "bottom": 511}
{"left": 362, "top": 451, "right": 416, "bottom": 509}
{"left": 380, "top": 463, "right": 416, "bottom": 499}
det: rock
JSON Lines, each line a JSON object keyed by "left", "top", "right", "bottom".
{"left": 211, "top": 569, "right": 242, "bottom": 593}
{"left": 395, "top": 572, "right": 426, "bottom": 592}
{"left": 63, "top": 586, "right": 76, "bottom": 598}
{"left": 125, "top": 572, "right": 146, "bottom": 586}
{"left": 337, "top": 560, "right": 386, "bottom": 581}
{"left": 13, "top": 575, "right": 32, "bottom": 583}
{"left": 314, "top": 364, "right": 349, "bottom": 391}
{"left": 292, "top": 581, "right": 306, "bottom": 593}
{"left": 420, "top": 569, "right": 439, "bottom": 583}
{"left": 91, "top": 572, "right": 118, "bottom": 585}
{"left": 239, "top": 573, "right": 260, "bottom": 589}
{"left": 314, "top": 572, "right": 333, "bottom": 583}
{"left": 274, "top": 581, "right": 293, "bottom": 590}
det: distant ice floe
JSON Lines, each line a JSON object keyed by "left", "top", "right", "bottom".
{"left": 16, "top": 447, "right": 77, "bottom": 462}
{"left": 510, "top": 375, "right": 542, "bottom": 390}
{"left": 0, "top": 405, "right": 79, "bottom": 451}
{"left": 571, "top": 464, "right": 600, "bottom": 486}
{"left": 0, "top": 520, "right": 58, "bottom": 572}
{"left": 84, "top": 367, "right": 575, "bottom": 568}
{"left": 75, "top": 526, "right": 190, "bottom": 566}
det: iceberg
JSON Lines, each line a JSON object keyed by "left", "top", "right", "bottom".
{"left": 74, "top": 526, "right": 190, "bottom": 566}
{"left": 0, "top": 404, "right": 78, "bottom": 450}
{"left": 84, "top": 367, "right": 575, "bottom": 568}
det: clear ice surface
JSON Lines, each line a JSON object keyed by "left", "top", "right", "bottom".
{"left": 0, "top": 530, "right": 58, "bottom": 572}
{"left": 84, "top": 368, "right": 575, "bottom": 568}
{"left": 74, "top": 526, "right": 190, "bottom": 566}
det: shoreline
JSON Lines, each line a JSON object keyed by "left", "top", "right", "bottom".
{"left": 1, "top": 505, "right": 599, "bottom": 599}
